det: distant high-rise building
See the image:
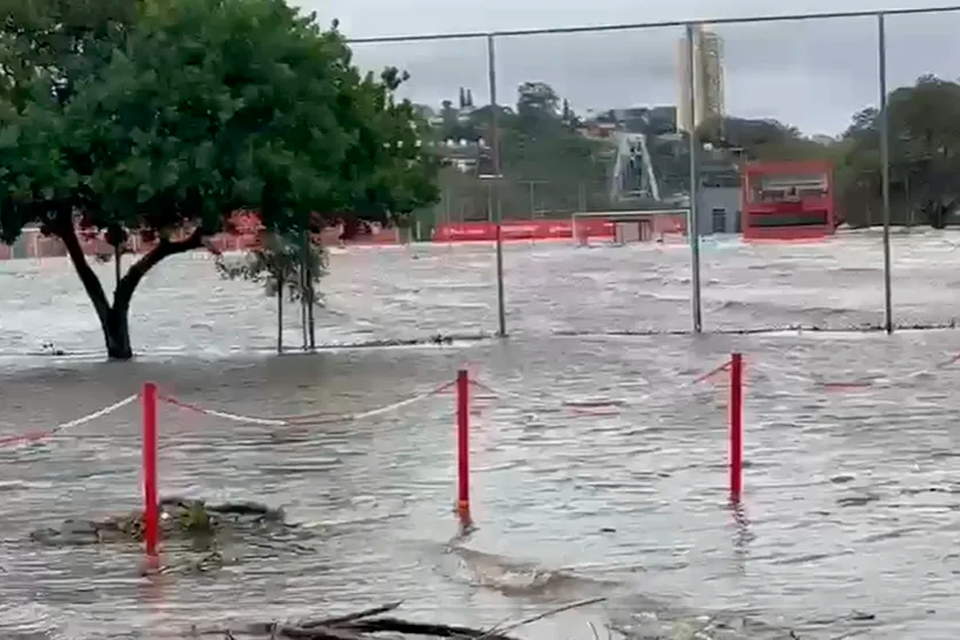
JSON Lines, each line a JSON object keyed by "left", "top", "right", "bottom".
{"left": 677, "top": 24, "right": 725, "bottom": 135}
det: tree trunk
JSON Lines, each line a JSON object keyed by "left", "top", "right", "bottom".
{"left": 304, "top": 237, "right": 316, "bottom": 351}
{"left": 104, "top": 300, "right": 134, "bottom": 360}
{"left": 276, "top": 274, "right": 284, "bottom": 354}
{"left": 306, "top": 285, "right": 316, "bottom": 350}
{"left": 300, "top": 228, "right": 316, "bottom": 351}
{"left": 56, "top": 221, "right": 206, "bottom": 361}
{"left": 114, "top": 244, "right": 122, "bottom": 290}
{"left": 300, "top": 268, "right": 308, "bottom": 351}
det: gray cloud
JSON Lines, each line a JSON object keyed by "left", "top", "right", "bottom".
{"left": 301, "top": 0, "right": 960, "bottom": 134}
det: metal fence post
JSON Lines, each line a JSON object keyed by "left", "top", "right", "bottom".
{"left": 487, "top": 33, "right": 507, "bottom": 338}
{"left": 341, "top": 6, "right": 960, "bottom": 339}
{"left": 878, "top": 12, "right": 893, "bottom": 334}
{"left": 686, "top": 22, "right": 703, "bottom": 334}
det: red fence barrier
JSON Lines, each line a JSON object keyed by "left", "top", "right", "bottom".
{"left": 1, "top": 215, "right": 693, "bottom": 260}
{"left": 433, "top": 219, "right": 612, "bottom": 242}
{"left": 141, "top": 382, "right": 159, "bottom": 562}
{"left": 0, "top": 226, "right": 401, "bottom": 260}
{"left": 729, "top": 353, "right": 743, "bottom": 502}
{"left": 432, "top": 214, "right": 687, "bottom": 243}
{"left": 11, "top": 349, "right": 960, "bottom": 566}
{"left": 456, "top": 369, "right": 471, "bottom": 528}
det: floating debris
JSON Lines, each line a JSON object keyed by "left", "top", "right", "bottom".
{"left": 30, "top": 497, "right": 290, "bottom": 547}
{"left": 197, "top": 598, "right": 607, "bottom": 639}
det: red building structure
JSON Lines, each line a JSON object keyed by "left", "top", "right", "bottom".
{"left": 741, "top": 160, "right": 836, "bottom": 240}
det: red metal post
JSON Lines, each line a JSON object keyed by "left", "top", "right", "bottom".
{"left": 729, "top": 353, "right": 743, "bottom": 501}
{"left": 456, "top": 370, "right": 472, "bottom": 526}
{"left": 142, "top": 382, "right": 159, "bottom": 560}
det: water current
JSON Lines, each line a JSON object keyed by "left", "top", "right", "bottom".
{"left": 3, "top": 230, "right": 960, "bottom": 639}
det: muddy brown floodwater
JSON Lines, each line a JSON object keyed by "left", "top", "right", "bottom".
{"left": 3, "top": 230, "right": 960, "bottom": 639}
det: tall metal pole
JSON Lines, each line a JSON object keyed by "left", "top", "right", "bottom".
{"left": 487, "top": 33, "right": 507, "bottom": 338}
{"left": 300, "top": 226, "right": 315, "bottom": 350}
{"left": 878, "top": 13, "right": 893, "bottom": 334}
{"left": 299, "top": 231, "right": 308, "bottom": 349}
{"left": 685, "top": 22, "right": 702, "bottom": 333}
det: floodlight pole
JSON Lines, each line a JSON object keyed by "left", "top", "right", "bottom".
{"left": 486, "top": 34, "right": 507, "bottom": 338}
{"left": 685, "top": 22, "right": 703, "bottom": 333}
{"left": 878, "top": 13, "right": 893, "bottom": 334}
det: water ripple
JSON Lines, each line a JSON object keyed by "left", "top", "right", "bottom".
{"left": 2, "top": 234, "right": 960, "bottom": 637}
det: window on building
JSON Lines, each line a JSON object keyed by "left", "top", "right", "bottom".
{"left": 748, "top": 211, "right": 828, "bottom": 227}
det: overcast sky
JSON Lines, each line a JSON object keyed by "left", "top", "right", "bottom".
{"left": 298, "top": 0, "right": 960, "bottom": 135}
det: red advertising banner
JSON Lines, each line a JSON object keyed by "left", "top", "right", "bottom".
{"left": 433, "top": 219, "right": 613, "bottom": 242}
{"left": 0, "top": 215, "right": 690, "bottom": 260}
{"left": 652, "top": 215, "right": 686, "bottom": 235}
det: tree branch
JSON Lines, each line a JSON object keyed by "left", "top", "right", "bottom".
{"left": 55, "top": 218, "right": 112, "bottom": 324}
{"left": 115, "top": 227, "right": 206, "bottom": 307}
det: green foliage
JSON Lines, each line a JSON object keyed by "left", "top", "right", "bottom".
{"left": 176, "top": 499, "right": 216, "bottom": 534}
{"left": 837, "top": 75, "right": 960, "bottom": 227}
{"left": 0, "top": 0, "right": 137, "bottom": 110}
{"left": 24, "top": 0, "right": 436, "bottom": 239}
{"left": 502, "top": 82, "right": 605, "bottom": 189}
{"left": 424, "top": 81, "right": 609, "bottom": 220}
{"left": 216, "top": 232, "right": 326, "bottom": 304}
{"left": 0, "top": 0, "right": 439, "bottom": 358}
{"left": 697, "top": 116, "right": 826, "bottom": 161}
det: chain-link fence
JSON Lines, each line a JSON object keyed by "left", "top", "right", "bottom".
{"left": 342, "top": 8, "right": 960, "bottom": 338}
{"left": 434, "top": 177, "right": 609, "bottom": 223}
{"left": 7, "top": 9, "right": 957, "bottom": 341}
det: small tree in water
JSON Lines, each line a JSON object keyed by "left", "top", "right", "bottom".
{"left": 216, "top": 232, "right": 326, "bottom": 353}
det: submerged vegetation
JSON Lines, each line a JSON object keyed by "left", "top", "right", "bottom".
{"left": 216, "top": 232, "right": 327, "bottom": 351}
{"left": 32, "top": 498, "right": 288, "bottom": 545}
{"left": 191, "top": 598, "right": 609, "bottom": 640}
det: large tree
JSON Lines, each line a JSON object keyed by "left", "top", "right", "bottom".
{"left": 0, "top": 0, "right": 438, "bottom": 359}
{"left": 838, "top": 75, "right": 960, "bottom": 227}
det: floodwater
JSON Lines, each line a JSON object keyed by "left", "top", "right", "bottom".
{"left": 3, "top": 230, "right": 960, "bottom": 639}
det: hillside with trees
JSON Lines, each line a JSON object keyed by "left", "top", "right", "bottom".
{"left": 422, "top": 74, "right": 960, "bottom": 230}
{"left": 419, "top": 81, "right": 613, "bottom": 227}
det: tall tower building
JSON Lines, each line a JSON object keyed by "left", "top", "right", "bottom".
{"left": 677, "top": 23, "right": 725, "bottom": 135}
